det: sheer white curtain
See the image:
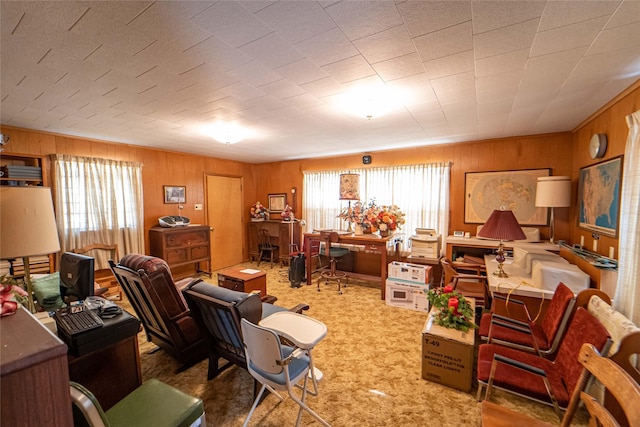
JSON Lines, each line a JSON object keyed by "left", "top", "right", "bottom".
{"left": 53, "top": 155, "right": 145, "bottom": 268}
{"left": 614, "top": 110, "right": 640, "bottom": 323}
{"left": 303, "top": 163, "right": 451, "bottom": 253}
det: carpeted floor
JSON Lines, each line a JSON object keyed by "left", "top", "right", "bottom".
{"left": 119, "top": 262, "right": 589, "bottom": 426}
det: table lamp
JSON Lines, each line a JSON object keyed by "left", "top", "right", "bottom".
{"left": 535, "top": 176, "right": 571, "bottom": 243}
{"left": 477, "top": 209, "right": 526, "bottom": 277}
{"left": 1, "top": 187, "right": 61, "bottom": 312}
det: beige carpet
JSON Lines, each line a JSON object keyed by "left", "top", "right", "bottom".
{"left": 120, "top": 262, "right": 589, "bottom": 426}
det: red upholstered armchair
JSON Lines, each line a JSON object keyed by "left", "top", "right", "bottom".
{"left": 478, "top": 282, "right": 576, "bottom": 357}
{"left": 477, "top": 307, "right": 611, "bottom": 419}
{"left": 109, "top": 254, "right": 206, "bottom": 370}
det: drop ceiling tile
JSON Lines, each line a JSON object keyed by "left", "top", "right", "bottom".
{"left": 430, "top": 71, "right": 476, "bottom": 105}
{"left": 182, "top": 36, "right": 252, "bottom": 72}
{"left": 520, "top": 47, "right": 586, "bottom": 88}
{"left": 325, "top": 1, "right": 403, "bottom": 41}
{"left": 587, "top": 21, "right": 640, "bottom": 56}
{"left": 471, "top": 1, "right": 545, "bottom": 34}
{"left": 413, "top": 21, "right": 473, "bottom": 62}
{"left": 353, "top": 25, "right": 415, "bottom": 65}
{"left": 538, "top": 1, "right": 619, "bottom": 31}
{"left": 240, "top": 32, "right": 304, "bottom": 69}
{"left": 2, "top": 1, "right": 89, "bottom": 31}
{"left": 474, "top": 19, "right": 538, "bottom": 59}
{"left": 476, "top": 69, "right": 523, "bottom": 103}
{"left": 423, "top": 50, "right": 474, "bottom": 79}
{"left": 531, "top": 16, "right": 608, "bottom": 57}
{"left": 127, "top": 10, "right": 212, "bottom": 53}
{"left": 132, "top": 41, "right": 209, "bottom": 76}
{"left": 372, "top": 53, "right": 424, "bottom": 82}
{"left": 258, "top": 79, "right": 306, "bottom": 100}
{"left": 255, "top": 1, "right": 335, "bottom": 44}
{"left": 282, "top": 92, "right": 324, "bottom": 110}
{"left": 606, "top": 1, "right": 640, "bottom": 29}
{"left": 475, "top": 48, "right": 529, "bottom": 77}
{"left": 274, "top": 59, "right": 329, "bottom": 86}
{"left": 397, "top": 1, "right": 471, "bottom": 38}
{"left": 294, "top": 27, "right": 359, "bottom": 67}
{"left": 385, "top": 73, "right": 438, "bottom": 107}
{"left": 229, "top": 60, "right": 284, "bottom": 88}
{"left": 83, "top": 1, "right": 154, "bottom": 25}
{"left": 321, "top": 55, "right": 376, "bottom": 84}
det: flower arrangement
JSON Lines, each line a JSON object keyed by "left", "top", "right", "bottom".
{"left": 426, "top": 285, "right": 477, "bottom": 332}
{"left": 250, "top": 201, "right": 269, "bottom": 221}
{"left": 1, "top": 275, "right": 28, "bottom": 316}
{"left": 281, "top": 204, "right": 295, "bottom": 221}
{"left": 337, "top": 199, "right": 405, "bottom": 235}
{"left": 372, "top": 204, "right": 405, "bottom": 233}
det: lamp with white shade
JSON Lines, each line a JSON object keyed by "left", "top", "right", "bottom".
{"left": 535, "top": 176, "right": 571, "bottom": 243}
{"left": 477, "top": 209, "right": 526, "bottom": 278}
{"left": 1, "top": 187, "right": 61, "bottom": 312}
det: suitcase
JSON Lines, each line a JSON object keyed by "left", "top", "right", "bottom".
{"left": 289, "top": 253, "right": 306, "bottom": 288}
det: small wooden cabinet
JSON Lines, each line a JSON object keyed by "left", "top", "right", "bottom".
{"left": 248, "top": 220, "right": 301, "bottom": 265}
{"left": 149, "top": 225, "right": 211, "bottom": 279}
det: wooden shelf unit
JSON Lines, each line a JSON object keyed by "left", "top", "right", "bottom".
{"left": 0, "top": 152, "right": 46, "bottom": 186}
{"left": 149, "top": 225, "right": 211, "bottom": 279}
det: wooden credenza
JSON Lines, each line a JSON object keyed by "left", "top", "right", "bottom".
{"left": 149, "top": 225, "right": 211, "bottom": 279}
{"left": 248, "top": 220, "right": 301, "bottom": 265}
{"left": 1, "top": 309, "right": 73, "bottom": 427}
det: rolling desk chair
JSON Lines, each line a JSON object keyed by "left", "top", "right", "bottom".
{"left": 319, "top": 231, "right": 349, "bottom": 295}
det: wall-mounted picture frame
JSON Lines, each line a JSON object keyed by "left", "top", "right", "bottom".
{"left": 578, "top": 156, "right": 623, "bottom": 237}
{"left": 268, "top": 193, "right": 287, "bottom": 213}
{"left": 163, "top": 185, "right": 186, "bottom": 204}
{"left": 464, "top": 168, "right": 551, "bottom": 225}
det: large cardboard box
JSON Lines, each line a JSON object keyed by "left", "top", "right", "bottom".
{"left": 385, "top": 279, "right": 430, "bottom": 313}
{"left": 388, "top": 261, "right": 432, "bottom": 284}
{"left": 421, "top": 306, "right": 475, "bottom": 392}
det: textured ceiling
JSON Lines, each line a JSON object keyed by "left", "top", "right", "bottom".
{"left": 1, "top": 1, "right": 639, "bottom": 163}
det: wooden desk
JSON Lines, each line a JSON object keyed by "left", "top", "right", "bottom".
{"left": 303, "top": 232, "right": 403, "bottom": 300}
{"left": 248, "top": 220, "right": 301, "bottom": 265}
{"left": 1, "top": 309, "right": 73, "bottom": 427}
{"left": 446, "top": 236, "right": 559, "bottom": 261}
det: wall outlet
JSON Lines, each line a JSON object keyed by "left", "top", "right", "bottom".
{"left": 195, "top": 204, "right": 203, "bottom": 211}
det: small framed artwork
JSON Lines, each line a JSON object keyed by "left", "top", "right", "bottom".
{"left": 578, "top": 156, "right": 623, "bottom": 237}
{"left": 268, "top": 193, "right": 287, "bottom": 213}
{"left": 164, "top": 185, "right": 186, "bottom": 204}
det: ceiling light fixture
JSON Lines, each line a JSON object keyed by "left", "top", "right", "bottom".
{"left": 202, "top": 122, "right": 250, "bottom": 145}
{"left": 336, "top": 85, "right": 407, "bottom": 120}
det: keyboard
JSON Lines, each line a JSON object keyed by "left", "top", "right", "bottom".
{"left": 54, "top": 307, "right": 104, "bottom": 336}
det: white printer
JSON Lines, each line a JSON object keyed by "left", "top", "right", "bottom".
{"left": 409, "top": 228, "right": 441, "bottom": 260}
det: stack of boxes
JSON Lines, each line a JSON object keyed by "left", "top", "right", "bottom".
{"left": 385, "top": 261, "right": 432, "bottom": 312}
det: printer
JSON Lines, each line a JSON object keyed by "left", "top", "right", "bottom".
{"left": 409, "top": 228, "right": 441, "bottom": 260}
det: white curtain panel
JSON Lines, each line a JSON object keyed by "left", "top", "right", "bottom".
{"left": 614, "top": 110, "right": 640, "bottom": 323}
{"left": 53, "top": 154, "right": 145, "bottom": 268}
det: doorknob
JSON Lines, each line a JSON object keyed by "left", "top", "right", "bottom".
{"left": 210, "top": 227, "right": 214, "bottom": 231}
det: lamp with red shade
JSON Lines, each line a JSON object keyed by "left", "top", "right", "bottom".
{"left": 477, "top": 209, "right": 526, "bottom": 277}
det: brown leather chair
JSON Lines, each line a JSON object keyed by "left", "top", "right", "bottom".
{"left": 109, "top": 254, "right": 206, "bottom": 371}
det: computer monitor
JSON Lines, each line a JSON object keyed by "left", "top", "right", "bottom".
{"left": 59, "top": 252, "right": 95, "bottom": 302}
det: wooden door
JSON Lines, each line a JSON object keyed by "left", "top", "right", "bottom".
{"left": 206, "top": 175, "right": 243, "bottom": 271}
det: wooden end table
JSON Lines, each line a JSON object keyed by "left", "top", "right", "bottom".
{"left": 217, "top": 267, "right": 276, "bottom": 303}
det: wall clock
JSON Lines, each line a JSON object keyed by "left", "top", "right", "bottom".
{"left": 589, "top": 134, "right": 607, "bottom": 159}
{"left": 362, "top": 155, "right": 372, "bottom": 165}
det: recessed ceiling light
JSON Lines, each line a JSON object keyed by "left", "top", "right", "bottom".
{"left": 200, "top": 122, "right": 252, "bottom": 144}
{"left": 334, "top": 85, "right": 409, "bottom": 119}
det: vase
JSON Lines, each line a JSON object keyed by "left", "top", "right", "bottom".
{"left": 354, "top": 224, "right": 364, "bottom": 236}
{"left": 380, "top": 229, "right": 389, "bottom": 237}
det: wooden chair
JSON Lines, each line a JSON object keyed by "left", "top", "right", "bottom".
{"left": 481, "top": 343, "right": 640, "bottom": 427}
{"left": 257, "top": 229, "right": 279, "bottom": 268}
{"left": 441, "top": 258, "right": 490, "bottom": 309}
{"left": 72, "top": 243, "right": 121, "bottom": 300}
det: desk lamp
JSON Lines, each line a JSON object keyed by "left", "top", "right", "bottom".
{"left": 535, "top": 176, "right": 571, "bottom": 243}
{"left": 1, "top": 187, "right": 61, "bottom": 312}
{"left": 339, "top": 173, "right": 360, "bottom": 230}
{"left": 477, "top": 209, "right": 525, "bottom": 278}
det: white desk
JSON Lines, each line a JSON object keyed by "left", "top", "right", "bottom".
{"left": 484, "top": 255, "right": 554, "bottom": 300}
{"left": 259, "top": 311, "right": 327, "bottom": 394}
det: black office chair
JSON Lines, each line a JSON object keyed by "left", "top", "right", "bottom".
{"left": 257, "top": 228, "right": 279, "bottom": 268}
{"left": 318, "top": 231, "right": 349, "bottom": 294}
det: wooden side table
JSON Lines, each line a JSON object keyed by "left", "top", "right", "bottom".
{"left": 217, "top": 267, "right": 275, "bottom": 303}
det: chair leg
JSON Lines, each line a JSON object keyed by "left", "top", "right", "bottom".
{"left": 243, "top": 383, "right": 267, "bottom": 427}
{"left": 290, "top": 375, "right": 331, "bottom": 427}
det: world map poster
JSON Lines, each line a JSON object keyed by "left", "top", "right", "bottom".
{"left": 578, "top": 156, "right": 623, "bottom": 237}
{"left": 464, "top": 168, "right": 550, "bottom": 225}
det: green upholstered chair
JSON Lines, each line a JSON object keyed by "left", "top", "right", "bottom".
{"left": 70, "top": 379, "right": 205, "bottom": 427}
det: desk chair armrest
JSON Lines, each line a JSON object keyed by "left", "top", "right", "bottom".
{"left": 175, "top": 277, "right": 203, "bottom": 292}
{"left": 491, "top": 319, "right": 532, "bottom": 335}
{"left": 493, "top": 353, "right": 546, "bottom": 378}
{"left": 168, "top": 310, "right": 193, "bottom": 323}
{"left": 491, "top": 313, "right": 529, "bottom": 328}
{"left": 288, "top": 303, "right": 310, "bottom": 313}
{"left": 277, "top": 347, "right": 307, "bottom": 366}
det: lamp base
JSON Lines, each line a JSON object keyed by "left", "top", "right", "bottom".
{"left": 492, "top": 242, "right": 509, "bottom": 277}
{"left": 492, "top": 264, "right": 509, "bottom": 278}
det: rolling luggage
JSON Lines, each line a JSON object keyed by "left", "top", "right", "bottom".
{"left": 289, "top": 253, "right": 306, "bottom": 288}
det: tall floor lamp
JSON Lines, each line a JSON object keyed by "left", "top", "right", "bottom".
{"left": 1, "top": 187, "right": 61, "bottom": 313}
{"left": 535, "top": 176, "right": 571, "bottom": 243}
{"left": 477, "top": 209, "right": 526, "bottom": 278}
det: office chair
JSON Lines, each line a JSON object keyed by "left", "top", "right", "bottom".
{"left": 257, "top": 228, "right": 279, "bottom": 268}
{"left": 319, "top": 231, "right": 349, "bottom": 294}
{"left": 70, "top": 379, "right": 206, "bottom": 427}
{"left": 240, "top": 318, "right": 331, "bottom": 427}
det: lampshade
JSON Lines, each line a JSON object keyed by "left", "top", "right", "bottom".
{"left": 339, "top": 173, "right": 360, "bottom": 200}
{"left": 0, "top": 187, "right": 61, "bottom": 259}
{"left": 535, "top": 176, "right": 571, "bottom": 207}
{"left": 477, "top": 209, "right": 526, "bottom": 241}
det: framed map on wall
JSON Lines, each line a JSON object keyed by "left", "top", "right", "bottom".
{"left": 464, "top": 168, "right": 550, "bottom": 225}
{"left": 578, "top": 156, "right": 623, "bottom": 237}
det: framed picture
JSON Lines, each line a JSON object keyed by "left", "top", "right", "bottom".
{"left": 163, "top": 185, "right": 186, "bottom": 204}
{"left": 464, "top": 168, "right": 550, "bottom": 225}
{"left": 578, "top": 156, "right": 623, "bottom": 237}
{"left": 268, "top": 193, "right": 286, "bottom": 213}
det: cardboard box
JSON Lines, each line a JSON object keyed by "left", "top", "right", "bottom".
{"left": 385, "top": 279, "right": 430, "bottom": 313}
{"left": 421, "top": 307, "right": 475, "bottom": 392}
{"left": 387, "top": 261, "right": 432, "bottom": 284}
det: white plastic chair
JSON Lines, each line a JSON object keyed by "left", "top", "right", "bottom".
{"left": 240, "top": 318, "right": 331, "bottom": 427}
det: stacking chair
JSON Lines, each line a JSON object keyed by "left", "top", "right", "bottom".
{"left": 480, "top": 343, "right": 640, "bottom": 427}
{"left": 318, "top": 231, "right": 349, "bottom": 294}
{"left": 441, "top": 258, "right": 491, "bottom": 310}
{"left": 70, "top": 379, "right": 206, "bottom": 427}
{"left": 257, "top": 229, "right": 279, "bottom": 268}
{"left": 478, "top": 282, "right": 576, "bottom": 357}
{"left": 240, "top": 318, "right": 331, "bottom": 427}
{"left": 477, "top": 307, "right": 611, "bottom": 419}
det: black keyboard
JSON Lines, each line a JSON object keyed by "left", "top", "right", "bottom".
{"left": 54, "top": 307, "right": 104, "bottom": 335}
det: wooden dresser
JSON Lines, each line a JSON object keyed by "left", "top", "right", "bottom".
{"left": 248, "top": 220, "right": 301, "bottom": 265}
{"left": 149, "top": 225, "right": 211, "bottom": 279}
